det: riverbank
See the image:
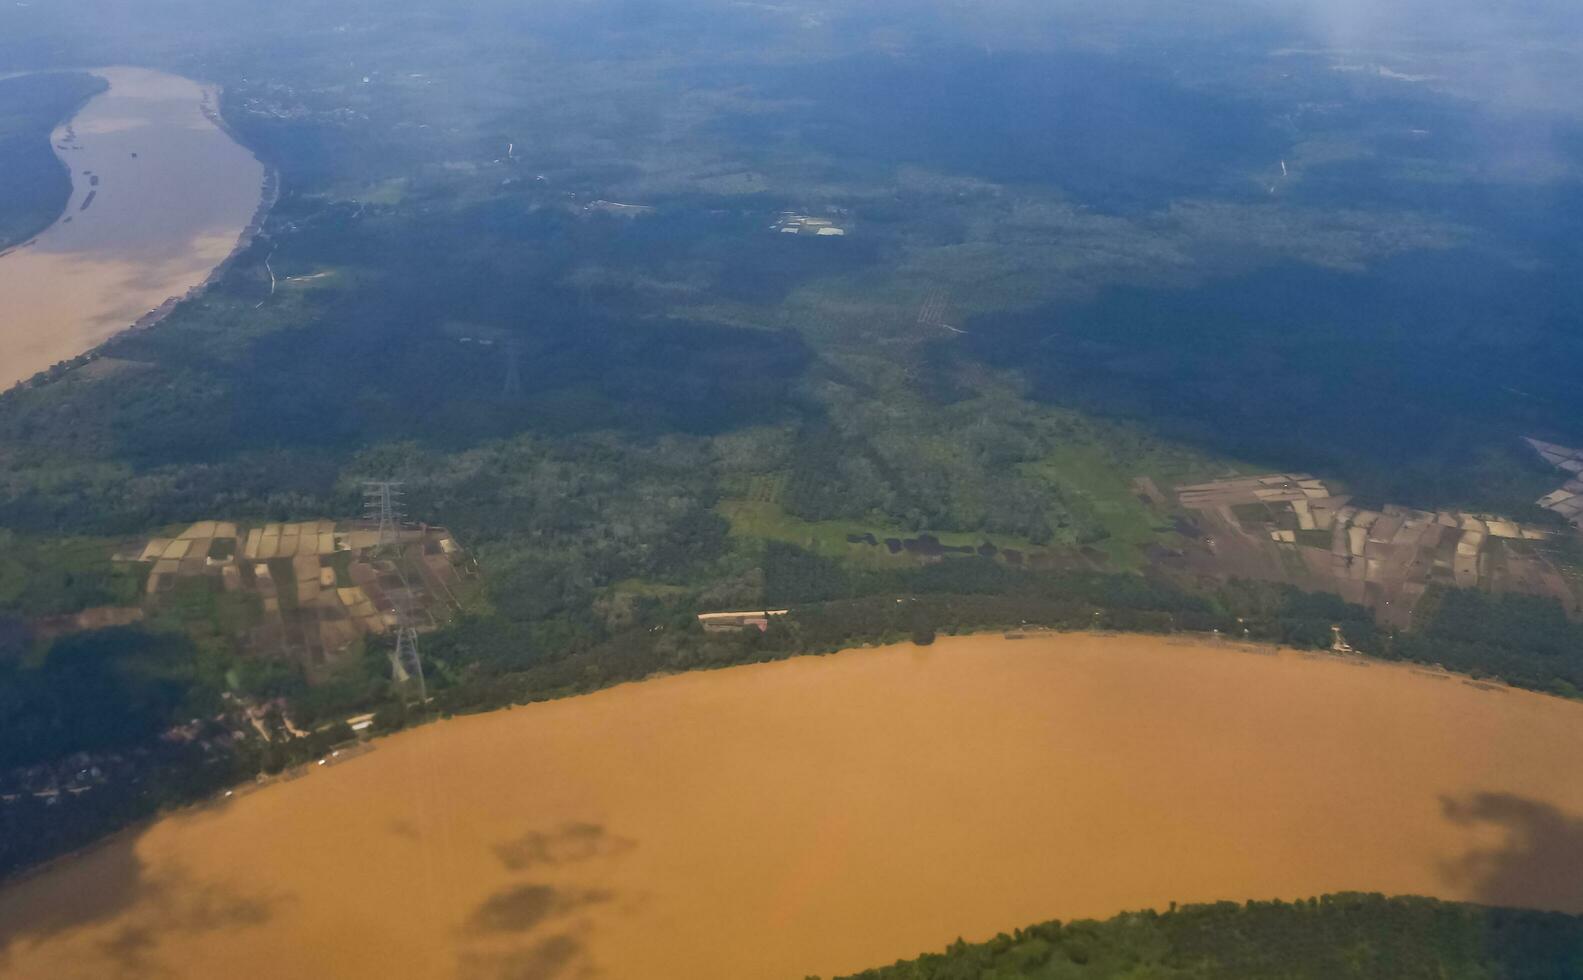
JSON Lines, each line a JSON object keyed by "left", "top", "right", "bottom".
{"left": 0, "top": 624, "right": 1554, "bottom": 888}
{"left": 3, "top": 631, "right": 1580, "bottom": 979}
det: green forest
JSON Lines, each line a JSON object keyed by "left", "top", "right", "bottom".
{"left": 832, "top": 894, "right": 1583, "bottom": 979}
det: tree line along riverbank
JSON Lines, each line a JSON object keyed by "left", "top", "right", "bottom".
{"left": 5, "top": 565, "right": 1582, "bottom": 883}
{"left": 4, "top": 632, "right": 1581, "bottom": 978}
{"left": 831, "top": 893, "right": 1583, "bottom": 980}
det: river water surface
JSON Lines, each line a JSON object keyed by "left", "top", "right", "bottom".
{"left": 2, "top": 633, "right": 1582, "bottom": 979}
{"left": 0, "top": 66, "right": 265, "bottom": 389}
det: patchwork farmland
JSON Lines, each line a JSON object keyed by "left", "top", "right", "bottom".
{"left": 1528, "top": 437, "right": 1583, "bottom": 525}
{"left": 1174, "top": 474, "right": 1578, "bottom": 627}
{"left": 117, "top": 519, "right": 473, "bottom": 679}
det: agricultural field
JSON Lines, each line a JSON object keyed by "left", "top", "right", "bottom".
{"left": 718, "top": 451, "right": 1583, "bottom": 631}
{"left": 1173, "top": 474, "right": 1580, "bottom": 627}
{"left": 1529, "top": 437, "right": 1583, "bottom": 525}
{"left": 115, "top": 519, "right": 473, "bottom": 679}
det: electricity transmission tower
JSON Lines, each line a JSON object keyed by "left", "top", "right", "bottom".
{"left": 362, "top": 480, "right": 427, "bottom": 706}
{"left": 364, "top": 480, "right": 404, "bottom": 549}
{"left": 392, "top": 624, "right": 425, "bottom": 701}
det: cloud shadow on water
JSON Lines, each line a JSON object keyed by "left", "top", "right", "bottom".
{"left": 0, "top": 826, "right": 286, "bottom": 978}
{"left": 458, "top": 882, "right": 612, "bottom": 980}
{"left": 492, "top": 822, "right": 636, "bottom": 872}
{"left": 455, "top": 822, "right": 638, "bottom": 979}
{"left": 467, "top": 884, "right": 613, "bottom": 935}
{"left": 1440, "top": 792, "right": 1583, "bottom": 913}
{"left": 0, "top": 830, "right": 146, "bottom": 956}
{"left": 460, "top": 933, "right": 588, "bottom": 980}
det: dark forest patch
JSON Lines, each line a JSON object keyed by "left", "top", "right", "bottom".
{"left": 719, "top": 47, "right": 1281, "bottom": 211}
{"left": 959, "top": 249, "right": 1583, "bottom": 513}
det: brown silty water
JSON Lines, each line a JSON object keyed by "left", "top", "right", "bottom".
{"left": 2, "top": 633, "right": 1582, "bottom": 979}
{"left": 0, "top": 66, "right": 265, "bottom": 389}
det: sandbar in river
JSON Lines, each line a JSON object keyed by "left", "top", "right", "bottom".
{"left": 0, "top": 66, "right": 265, "bottom": 389}
{"left": 1, "top": 632, "right": 1581, "bottom": 979}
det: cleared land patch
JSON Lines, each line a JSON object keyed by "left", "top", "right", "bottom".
{"left": 1174, "top": 473, "right": 1578, "bottom": 627}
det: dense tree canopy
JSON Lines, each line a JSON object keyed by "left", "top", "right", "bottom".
{"left": 835, "top": 894, "right": 1583, "bottom": 980}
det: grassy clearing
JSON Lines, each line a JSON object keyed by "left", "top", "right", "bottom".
{"left": 320, "top": 177, "right": 409, "bottom": 206}
{"left": 0, "top": 532, "right": 148, "bottom": 618}
{"left": 719, "top": 500, "right": 879, "bottom": 558}
{"left": 608, "top": 578, "right": 689, "bottom": 599}
{"left": 1023, "top": 444, "right": 1167, "bottom": 570}
{"left": 150, "top": 576, "right": 260, "bottom": 633}
{"left": 719, "top": 472, "right": 788, "bottom": 505}
{"left": 718, "top": 499, "right": 1045, "bottom": 563}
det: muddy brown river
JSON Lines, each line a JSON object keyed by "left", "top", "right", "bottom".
{"left": 0, "top": 66, "right": 265, "bottom": 389}
{"left": 2, "top": 633, "right": 1582, "bottom": 979}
